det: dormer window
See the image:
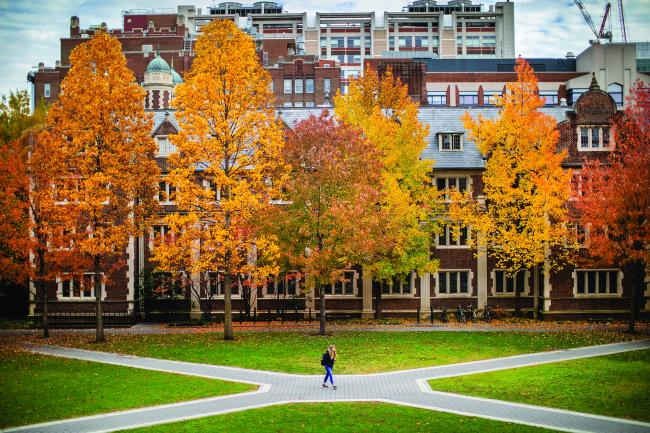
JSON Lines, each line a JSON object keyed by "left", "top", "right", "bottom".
{"left": 577, "top": 126, "right": 612, "bottom": 151}
{"left": 439, "top": 133, "right": 463, "bottom": 151}
{"left": 156, "top": 136, "right": 177, "bottom": 157}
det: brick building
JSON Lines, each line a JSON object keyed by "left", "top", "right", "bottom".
{"left": 24, "top": 2, "right": 649, "bottom": 323}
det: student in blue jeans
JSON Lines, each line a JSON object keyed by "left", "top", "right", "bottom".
{"left": 321, "top": 345, "right": 337, "bottom": 390}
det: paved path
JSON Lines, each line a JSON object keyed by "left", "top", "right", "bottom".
{"left": 4, "top": 340, "right": 650, "bottom": 433}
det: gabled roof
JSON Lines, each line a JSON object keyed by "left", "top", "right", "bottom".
{"left": 152, "top": 111, "right": 179, "bottom": 136}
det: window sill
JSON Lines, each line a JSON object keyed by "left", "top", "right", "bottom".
{"left": 490, "top": 293, "right": 532, "bottom": 297}
{"left": 56, "top": 297, "right": 101, "bottom": 301}
{"left": 433, "top": 293, "right": 472, "bottom": 298}
{"left": 380, "top": 294, "right": 416, "bottom": 298}
{"left": 574, "top": 293, "right": 622, "bottom": 298}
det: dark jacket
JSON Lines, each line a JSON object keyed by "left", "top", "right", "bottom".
{"left": 322, "top": 351, "right": 335, "bottom": 368}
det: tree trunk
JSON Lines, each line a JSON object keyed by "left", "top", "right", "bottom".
{"left": 37, "top": 251, "right": 49, "bottom": 338}
{"left": 94, "top": 254, "right": 104, "bottom": 343}
{"left": 627, "top": 260, "right": 645, "bottom": 333}
{"left": 375, "top": 281, "right": 383, "bottom": 319}
{"left": 514, "top": 275, "right": 522, "bottom": 317}
{"left": 319, "top": 283, "right": 326, "bottom": 335}
{"left": 224, "top": 271, "right": 233, "bottom": 339}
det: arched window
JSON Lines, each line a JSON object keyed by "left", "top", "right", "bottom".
{"left": 607, "top": 83, "right": 623, "bottom": 105}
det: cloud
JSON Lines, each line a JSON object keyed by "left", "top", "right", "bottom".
{"left": 1, "top": 0, "right": 648, "bottom": 97}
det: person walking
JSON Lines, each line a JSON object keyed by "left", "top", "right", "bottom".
{"left": 321, "top": 344, "right": 337, "bottom": 390}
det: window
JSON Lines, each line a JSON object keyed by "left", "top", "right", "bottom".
{"left": 438, "top": 224, "right": 468, "bottom": 247}
{"left": 364, "top": 37, "right": 371, "bottom": 49}
{"left": 568, "top": 88, "right": 587, "bottom": 105}
{"left": 607, "top": 83, "right": 623, "bottom": 105}
{"left": 294, "top": 79, "right": 303, "bottom": 94}
{"left": 267, "top": 272, "right": 301, "bottom": 296}
{"left": 482, "top": 36, "right": 496, "bottom": 47}
{"left": 381, "top": 273, "right": 413, "bottom": 295}
{"left": 436, "top": 176, "right": 469, "bottom": 200}
{"left": 347, "top": 37, "right": 360, "bottom": 48}
{"left": 566, "top": 221, "right": 589, "bottom": 247}
{"left": 324, "top": 270, "right": 357, "bottom": 295}
{"left": 331, "top": 37, "right": 344, "bottom": 48}
{"left": 306, "top": 101, "right": 315, "bottom": 107}
{"left": 540, "top": 91, "right": 558, "bottom": 106}
{"left": 493, "top": 270, "right": 527, "bottom": 295}
{"left": 323, "top": 78, "right": 331, "bottom": 95}
{"left": 347, "top": 55, "right": 361, "bottom": 64}
{"left": 340, "top": 83, "right": 348, "bottom": 95}
{"left": 156, "top": 136, "right": 177, "bottom": 157}
{"left": 438, "top": 133, "right": 463, "bottom": 151}
{"left": 283, "top": 101, "right": 293, "bottom": 107}
{"left": 319, "top": 37, "right": 327, "bottom": 48}
{"left": 577, "top": 126, "right": 613, "bottom": 151}
{"left": 284, "top": 79, "right": 292, "bottom": 94}
{"left": 437, "top": 271, "right": 470, "bottom": 295}
{"left": 580, "top": 128, "right": 589, "bottom": 148}
{"left": 574, "top": 270, "right": 621, "bottom": 296}
{"left": 44, "top": 83, "right": 51, "bottom": 98}
{"left": 158, "top": 181, "right": 175, "bottom": 203}
{"left": 389, "top": 36, "right": 395, "bottom": 50}
{"left": 466, "top": 36, "right": 480, "bottom": 47}
{"left": 427, "top": 91, "right": 447, "bottom": 105}
{"left": 152, "top": 224, "right": 172, "bottom": 244}
{"left": 294, "top": 101, "right": 303, "bottom": 107}
{"left": 415, "top": 36, "right": 428, "bottom": 48}
{"left": 483, "top": 90, "right": 500, "bottom": 106}
{"left": 305, "top": 78, "right": 314, "bottom": 94}
{"left": 58, "top": 273, "right": 104, "bottom": 299}
{"left": 456, "top": 36, "right": 463, "bottom": 47}
{"left": 458, "top": 92, "right": 478, "bottom": 106}
{"left": 398, "top": 36, "right": 412, "bottom": 48}
{"left": 207, "top": 271, "right": 224, "bottom": 297}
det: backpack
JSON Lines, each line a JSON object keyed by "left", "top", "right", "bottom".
{"left": 320, "top": 352, "right": 327, "bottom": 366}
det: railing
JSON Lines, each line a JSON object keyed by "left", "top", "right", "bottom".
{"left": 32, "top": 301, "right": 136, "bottom": 327}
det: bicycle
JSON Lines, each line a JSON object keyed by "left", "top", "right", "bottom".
{"left": 467, "top": 304, "right": 478, "bottom": 323}
{"left": 456, "top": 304, "right": 466, "bottom": 323}
{"left": 481, "top": 304, "right": 493, "bottom": 322}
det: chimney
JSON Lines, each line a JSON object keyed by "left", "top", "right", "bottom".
{"left": 55, "top": 60, "right": 61, "bottom": 68}
{"left": 70, "top": 16, "right": 80, "bottom": 37}
{"left": 38, "top": 62, "right": 45, "bottom": 71}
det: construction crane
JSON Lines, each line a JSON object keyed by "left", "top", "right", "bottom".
{"left": 617, "top": 0, "right": 628, "bottom": 42}
{"left": 573, "top": 0, "right": 613, "bottom": 43}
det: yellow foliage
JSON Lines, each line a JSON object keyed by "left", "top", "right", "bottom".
{"left": 448, "top": 58, "right": 572, "bottom": 274}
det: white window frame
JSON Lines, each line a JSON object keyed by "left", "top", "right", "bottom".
{"left": 491, "top": 269, "right": 530, "bottom": 297}
{"left": 323, "top": 78, "right": 331, "bottom": 95}
{"left": 573, "top": 269, "right": 623, "bottom": 297}
{"left": 263, "top": 272, "right": 302, "bottom": 298}
{"left": 437, "top": 224, "right": 469, "bottom": 249}
{"left": 380, "top": 272, "right": 416, "bottom": 297}
{"left": 434, "top": 270, "right": 472, "bottom": 297}
{"left": 435, "top": 176, "right": 470, "bottom": 201}
{"left": 57, "top": 272, "right": 106, "bottom": 300}
{"left": 156, "top": 135, "right": 177, "bottom": 157}
{"left": 577, "top": 126, "right": 613, "bottom": 151}
{"left": 294, "top": 78, "right": 303, "bottom": 94}
{"left": 438, "top": 133, "right": 463, "bottom": 151}
{"left": 150, "top": 224, "right": 171, "bottom": 250}
{"left": 283, "top": 79, "right": 292, "bottom": 94}
{"left": 44, "top": 83, "right": 51, "bottom": 98}
{"left": 204, "top": 271, "right": 242, "bottom": 299}
{"left": 158, "top": 180, "right": 175, "bottom": 204}
{"left": 305, "top": 78, "right": 314, "bottom": 94}
{"left": 324, "top": 269, "right": 359, "bottom": 297}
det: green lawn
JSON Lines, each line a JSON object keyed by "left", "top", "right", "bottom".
{"left": 0, "top": 351, "right": 255, "bottom": 428}
{"left": 123, "top": 402, "right": 560, "bottom": 433}
{"left": 59, "top": 330, "right": 636, "bottom": 374}
{"left": 429, "top": 349, "right": 650, "bottom": 422}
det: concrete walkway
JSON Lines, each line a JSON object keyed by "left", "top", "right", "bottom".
{"left": 4, "top": 340, "right": 650, "bottom": 433}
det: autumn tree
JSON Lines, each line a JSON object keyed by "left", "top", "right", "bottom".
{"left": 267, "top": 114, "right": 383, "bottom": 335}
{"left": 154, "top": 19, "right": 287, "bottom": 340}
{"left": 448, "top": 58, "right": 571, "bottom": 315}
{"left": 47, "top": 32, "right": 159, "bottom": 342}
{"left": 576, "top": 81, "right": 649, "bottom": 332}
{"left": 0, "top": 93, "right": 81, "bottom": 337}
{"left": 334, "top": 68, "right": 440, "bottom": 318}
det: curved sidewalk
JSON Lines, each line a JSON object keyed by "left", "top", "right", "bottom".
{"left": 3, "top": 340, "right": 650, "bottom": 433}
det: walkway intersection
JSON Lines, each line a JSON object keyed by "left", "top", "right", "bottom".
{"left": 4, "top": 340, "right": 650, "bottom": 433}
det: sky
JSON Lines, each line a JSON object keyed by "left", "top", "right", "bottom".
{"left": 0, "top": 0, "right": 648, "bottom": 97}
